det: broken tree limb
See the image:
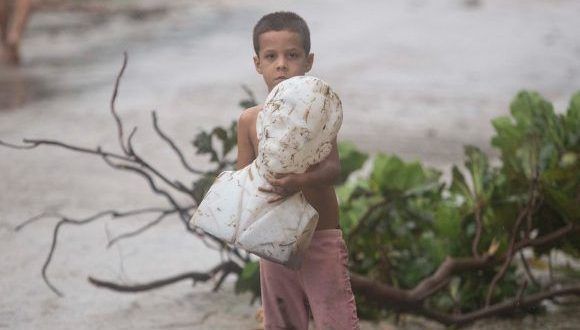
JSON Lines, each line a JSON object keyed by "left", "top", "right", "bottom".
{"left": 87, "top": 260, "right": 242, "bottom": 293}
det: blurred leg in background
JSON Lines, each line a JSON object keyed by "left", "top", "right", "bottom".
{"left": 0, "top": 0, "right": 32, "bottom": 65}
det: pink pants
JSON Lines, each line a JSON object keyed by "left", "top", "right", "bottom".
{"left": 260, "top": 229, "right": 359, "bottom": 329}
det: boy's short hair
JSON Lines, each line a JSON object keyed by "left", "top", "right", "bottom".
{"left": 253, "top": 11, "right": 311, "bottom": 55}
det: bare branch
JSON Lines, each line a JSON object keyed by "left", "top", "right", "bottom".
{"left": 151, "top": 111, "right": 204, "bottom": 174}
{"left": 107, "top": 210, "right": 175, "bottom": 248}
{"left": 31, "top": 206, "right": 181, "bottom": 296}
{"left": 514, "top": 280, "right": 528, "bottom": 307}
{"left": 519, "top": 250, "right": 540, "bottom": 288}
{"left": 1, "top": 138, "right": 131, "bottom": 161}
{"left": 87, "top": 260, "right": 242, "bottom": 293}
{"left": 124, "top": 134, "right": 197, "bottom": 200}
{"left": 417, "top": 285, "right": 580, "bottom": 326}
{"left": 15, "top": 207, "right": 168, "bottom": 231}
{"left": 548, "top": 250, "right": 555, "bottom": 285}
{"left": 100, "top": 155, "right": 184, "bottom": 217}
{"left": 15, "top": 211, "right": 69, "bottom": 231}
{"left": 515, "top": 223, "right": 578, "bottom": 250}
{"left": 111, "top": 52, "right": 129, "bottom": 155}
{"left": 408, "top": 255, "right": 493, "bottom": 302}
{"left": 0, "top": 140, "right": 36, "bottom": 149}
{"left": 352, "top": 272, "right": 580, "bottom": 326}
{"left": 42, "top": 214, "right": 116, "bottom": 297}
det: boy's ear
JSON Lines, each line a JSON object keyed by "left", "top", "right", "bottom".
{"left": 306, "top": 53, "right": 314, "bottom": 73}
{"left": 253, "top": 55, "right": 263, "bottom": 74}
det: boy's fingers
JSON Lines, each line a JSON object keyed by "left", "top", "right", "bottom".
{"left": 273, "top": 173, "right": 288, "bottom": 179}
{"left": 258, "top": 186, "right": 274, "bottom": 193}
{"left": 259, "top": 185, "right": 286, "bottom": 195}
{"left": 267, "top": 194, "right": 285, "bottom": 203}
{"left": 267, "top": 177, "right": 282, "bottom": 186}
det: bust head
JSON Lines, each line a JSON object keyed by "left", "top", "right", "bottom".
{"left": 257, "top": 76, "right": 343, "bottom": 176}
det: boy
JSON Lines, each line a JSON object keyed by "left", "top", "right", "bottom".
{"left": 237, "top": 12, "right": 359, "bottom": 329}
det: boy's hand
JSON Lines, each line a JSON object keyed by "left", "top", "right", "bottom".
{"left": 259, "top": 173, "right": 304, "bottom": 203}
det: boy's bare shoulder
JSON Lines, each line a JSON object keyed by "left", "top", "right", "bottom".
{"left": 238, "top": 105, "right": 262, "bottom": 128}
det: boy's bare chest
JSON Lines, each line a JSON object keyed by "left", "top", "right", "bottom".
{"left": 250, "top": 120, "right": 259, "bottom": 157}
{"left": 249, "top": 108, "right": 261, "bottom": 157}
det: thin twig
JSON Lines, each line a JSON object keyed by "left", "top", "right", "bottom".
{"left": 548, "top": 250, "right": 554, "bottom": 285}
{"left": 519, "top": 250, "right": 540, "bottom": 288}
{"left": 107, "top": 210, "right": 176, "bottom": 248}
{"left": 42, "top": 214, "right": 117, "bottom": 296}
{"left": 347, "top": 199, "right": 389, "bottom": 244}
{"left": 1, "top": 138, "right": 131, "bottom": 161}
{"left": 485, "top": 177, "right": 539, "bottom": 306}
{"left": 0, "top": 140, "right": 36, "bottom": 149}
{"left": 514, "top": 280, "right": 528, "bottom": 308}
{"left": 151, "top": 111, "right": 204, "bottom": 174}
{"left": 100, "top": 155, "right": 184, "bottom": 218}
{"left": 125, "top": 134, "right": 197, "bottom": 199}
{"left": 15, "top": 207, "right": 167, "bottom": 231}
{"left": 111, "top": 52, "right": 129, "bottom": 155}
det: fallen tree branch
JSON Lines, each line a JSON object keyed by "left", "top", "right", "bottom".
{"left": 349, "top": 220, "right": 579, "bottom": 325}
{"left": 351, "top": 273, "right": 580, "bottom": 326}
{"left": 417, "top": 284, "right": 580, "bottom": 327}
{"left": 87, "top": 260, "right": 242, "bottom": 293}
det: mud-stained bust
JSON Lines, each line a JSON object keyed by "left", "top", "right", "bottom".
{"left": 190, "top": 76, "right": 342, "bottom": 268}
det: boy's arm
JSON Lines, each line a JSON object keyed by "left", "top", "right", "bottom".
{"left": 260, "top": 138, "right": 340, "bottom": 202}
{"left": 236, "top": 110, "right": 256, "bottom": 169}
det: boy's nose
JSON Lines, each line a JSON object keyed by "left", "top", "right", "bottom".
{"left": 275, "top": 58, "right": 288, "bottom": 71}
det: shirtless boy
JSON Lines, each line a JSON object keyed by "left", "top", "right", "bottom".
{"left": 236, "top": 11, "right": 359, "bottom": 329}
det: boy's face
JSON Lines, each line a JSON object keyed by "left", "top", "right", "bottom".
{"left": 254, "top": 30, "right": 314, "bottom": 92}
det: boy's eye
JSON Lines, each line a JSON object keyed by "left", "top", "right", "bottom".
{"left": 265, "top": 54, "right": 275, "bottom": 59}
{"left": 288, "top": 53, "right": 298, "bottom": 58}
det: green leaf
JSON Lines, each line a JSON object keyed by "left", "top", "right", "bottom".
{"left": 337, "top": 141, "right": 369, "bottom": 184}
{"left": 212, "top": 127, "right": 228, "bottom": 142}
{"left": 192, "top": 130, "right": 219, "bottom": 162}
{"left": 565, "top": 91, "right": 580, "bottom": 145}
{"left": 435, "top": 203, "right": 462, "bottom": 239}
{"left": 370, "top": 154, "right": 438, "bottom": 195}
{"left": 464, "top": 146, "right": 489, "bottom": 198}
{"left": 192, "top": 173, "right": 216, "bottom": 203}
{"left": 235, "top": 261, "right": 260, "bottom": 297}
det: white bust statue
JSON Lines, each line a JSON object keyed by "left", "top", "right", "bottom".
{"left": 189, "top": 76, "right": 342, "bottom": 268}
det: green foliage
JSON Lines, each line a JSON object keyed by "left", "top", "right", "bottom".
{"left": 235, "top": 261, "right": 261, "bottom": 301}
{"left": 239, "top": 85, "right": 258, "bottom": 109}
{"left": 190, "top": 120, "right": 237, "bottom": 202}
{"left": 337, "top": 141, "right": 369, "bottom": 184}
{"left": 192, "top": 121, "right": 237, "bottom": 165}
{"left": 339, "top": 90, "right": 580, "bottom": 317}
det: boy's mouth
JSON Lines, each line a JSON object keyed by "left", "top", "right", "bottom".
{"left": 275, "top": 76, "right": 287, "bottom": 82}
